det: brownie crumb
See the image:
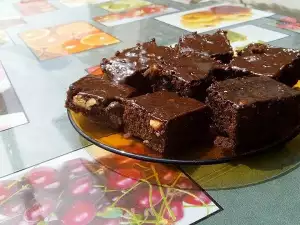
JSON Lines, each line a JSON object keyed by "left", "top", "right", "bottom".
{"left": 214, "top": 136, "right": 235, "bottom": 150}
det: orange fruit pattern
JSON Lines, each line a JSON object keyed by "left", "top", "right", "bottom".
{"left": 19, "top": 22, "right": 120, "bottom": 60}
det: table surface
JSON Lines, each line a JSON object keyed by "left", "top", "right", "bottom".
{"left": 1, "top": 0, "right": 300, "bottom": 224}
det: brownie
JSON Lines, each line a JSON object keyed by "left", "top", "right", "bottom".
{"left": 144, "top": 53, "right": 222, "bottom": 100}
{"left": 175, "top": 30, "right": 233, "bottom": 63}
{"left": 206, "top": 76, "right": 300, "bottom": 151}
{"left": 226, "top": 43, "right": 300, "bottom": 86}
{"left": 214, "top": 136, "right": 235, "bottom": 150}
{"left": 123, "top": 91, "right": 209, "bottom": 153}
{"left": 100, "top": 39, "right": 175, "bottom": 93}
{"left": 66, "top": 75, "right": 137, "bottom": 130}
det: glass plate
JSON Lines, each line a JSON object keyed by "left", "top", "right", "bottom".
{"left": 68, "top": 110, "right": 300, "bottom": 165}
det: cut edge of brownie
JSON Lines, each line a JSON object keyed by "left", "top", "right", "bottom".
{"left": 206, "top": 76, "right": 300, "bottom": 151}
{"left": 149, "top": 70, "right": 213, "bottom": 101}
{"left": 65, "top": 76, "right": 137, "bottom": 130}
{"left": 212, "top": 30, "right": 234, "bottom": 63}
{"left": 100, "top": 57, "right": 151, "bottom": 94}
{"left": 278, "top": 55, "right": 300, "bottom": 87}
{"left": 206, "top": 85, "right": 237, "bottom": 138}
{"left": 123, "top": 92, "right": 210, "bottom": 153}
{"left": 66, "top": 96, "right": 125, "bottom": 130}
{"left": 210, "top": 30, "right": 234, "bottom": 63}
{"left": 214, "top": 136, "right": 236, "bottom": 151}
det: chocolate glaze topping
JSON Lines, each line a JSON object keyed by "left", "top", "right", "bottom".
{"left": 101, "top": 39, "right": 175, "bottom": 84}
{"left": 159, "top": 53, "right": 217, "bottom": 82}
{"left": 231, "top": 43, "right": 300, "bottom": 78}
{"left": 68, "top": 75, "right": 136, "bottom": 106}
{"left": 175, "top": 30, "right": 233, "bottom": 58}
{"left": 129, "top": 91, "right": 206, "bottom": 121}
{"left": 210, "top": 76, "right": 300, "bottom": 108}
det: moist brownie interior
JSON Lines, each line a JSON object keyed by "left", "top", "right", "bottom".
{"left": 66, "top": 75, "right": 137, "bottom": 130}
{"left": 206, "top": 76, "right": 300, "bottom": 151}
{"left": 123, "top": 91, "right": 209, "bottom": 153}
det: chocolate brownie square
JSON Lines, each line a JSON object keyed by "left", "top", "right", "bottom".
{"left": 66, "top": 75, "right": 137, "bottom": 130}
{"left": 100, "top": 39, "right": 175, "bottom": 93}
{"left": 123, "top": 91, "right": 209, "bottom": 153}
{"left": 206, "top": 76, "right": 300, "bottom": 151}
{"left": 145, "top": 53, "right": 222, "bottom": 100}
{"left": 175, "top": 30, "right": 233, "bottom": 63}
{"left": 227, "top": 43, "right": 300, "bottom": 86}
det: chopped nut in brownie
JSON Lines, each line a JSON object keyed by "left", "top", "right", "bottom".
{"left": 123, "top": 91, "right": 209, "bottom": 153}
{"left": 66, "top": 75, "right": 137, "bottom": 129}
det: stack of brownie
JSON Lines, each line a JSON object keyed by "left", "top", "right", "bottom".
{"left": 66, "top": 30, "right": 300, "bottom": 155}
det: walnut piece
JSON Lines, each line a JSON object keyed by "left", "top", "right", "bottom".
{"left": 86, "top": 98, "right": 97, "bottom": 109}
{"left": 149, "top": 119, "right": 162, "bottom": 131}
{"left": 73, "top": 95, "right": 97, "bottom": 110}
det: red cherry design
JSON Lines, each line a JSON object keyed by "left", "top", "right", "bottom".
{"left": 154, "top": 165, "right": 180, "bottom": 185}
{"left": 143, "top": 5, "right": 165, "bottom": 14}
{"left": 292, "top": 23, "right": 300, "bottom": 30}
{"left": 0, "top": 180, "right": 20, "bottom": 202}
{"left": 69, "top": 176, "right": 93, "bottom": 197}
{"left": 161, "top": 171, "right": 176, "bottom": 184}
{"left": 24, "top": 198, "right": 54, "bottom": 223}
{"left": 277, "top": 23, "right": 299, "bottom": 30}
{"left": 106, "top": 168, "right": 141, "bottom": 190}
{"left": 62, "top": 158, "right": 92, "bottom": 178}
{"left": 163, "top": 200, "right": 184, "bottom": 222}
{"left": 134, "top": 187, "right": 162, "bottom": 209}
{"left": 281, "top": 16, "right": 297, "bottom": 23}
{"left": 26, "top": 167, "right": 61, "bottom": 191}
{"left": 2, "top": 197, "right": 26, "bottom": 216}
{"left": 277, "top": 23, "right": 289, "bottom": 29}
{"left": 183, "top": 191, "right": 211, "bottom": 206}
{"left": 55, "top": 196, "right": 74, "bottom": 220}
{"left": 0, "top": 188, "right": 34, "bottom": 217}
{"left": 0, "top": 185, "right": 10, "bottom": 202}
{"left": 61, "top": 201, "right": 96, "bottom": 225}
{"left": 86, "top": 187, "right": 105, "bottom": 204}
{"left": 175, "top": 177, "right": 195, "bottom": 190}
{"left": 99, "top": 149, "right": 147, "bottom": 170}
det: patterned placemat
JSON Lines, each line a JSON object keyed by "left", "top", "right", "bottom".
{"left": 0, "top": 146, "right": 221, "bottom": 224}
